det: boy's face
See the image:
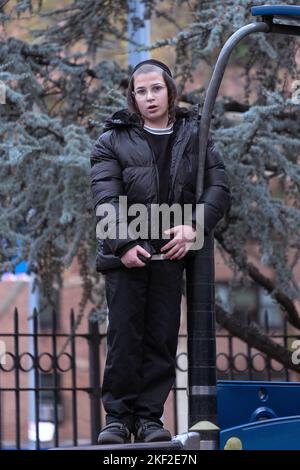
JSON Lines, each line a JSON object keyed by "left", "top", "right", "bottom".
{"left": 133, "top": 71, "right": 169, "bottom": 127}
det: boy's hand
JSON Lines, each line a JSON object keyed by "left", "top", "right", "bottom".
{"left": 160, "top": 225, "right": 196, "bottom": 260}
{"left": 121, "top": 245, "right": 151, "bottom": 268}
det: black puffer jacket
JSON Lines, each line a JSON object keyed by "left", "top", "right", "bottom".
{"left": 90, "top": 104, "right": 230, "bottom": 272}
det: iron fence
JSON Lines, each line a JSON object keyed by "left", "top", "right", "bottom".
{"left": 0, "top": 308, "right": 298, "bottom": 449}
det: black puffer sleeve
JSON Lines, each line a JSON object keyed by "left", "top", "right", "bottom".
{"left": 90, "top": 131, "right": 138, "bottom": 256}
{"left": 193, "top": 136, "right": 231, "bottom": 235}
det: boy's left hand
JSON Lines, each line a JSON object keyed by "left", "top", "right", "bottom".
{"left": 160, "top": 225, "right": 196, "bottom": 260}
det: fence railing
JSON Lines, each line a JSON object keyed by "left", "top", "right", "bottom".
{"left": 0, "top": 308, "right": 298, "bottom": 449}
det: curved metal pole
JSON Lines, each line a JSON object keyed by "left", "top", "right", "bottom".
{"left": 196, "top": 22, "right": 269, "bottom": 201}
{"left": 186, "top": 21, "right": 270, "bottom": 451}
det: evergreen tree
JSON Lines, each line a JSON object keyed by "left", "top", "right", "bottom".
{"left": 0, "top": 0, "right": 299, "bottom": 370}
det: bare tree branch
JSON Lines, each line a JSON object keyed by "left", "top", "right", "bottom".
{"left": 216, "top": 232, "right": 300, "bottom": 329}
{"left": 216, "top": 304, "right": 300, "bottom": 374}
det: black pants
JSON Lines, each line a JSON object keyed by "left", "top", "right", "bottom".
{"left": 102, "top": 258, "right": 185, "bottom": 432}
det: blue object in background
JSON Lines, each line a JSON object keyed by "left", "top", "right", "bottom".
{"left": 14, "top": 260, "right": 28, "bottom": 274}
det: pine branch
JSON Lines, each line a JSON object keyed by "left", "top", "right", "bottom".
{"left": 0, "top": 0, "right": 10, "bottom": 10}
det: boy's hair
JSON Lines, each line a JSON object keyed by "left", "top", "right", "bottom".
{"left": 126, "top": 64, "right": 178, "bottom": 125}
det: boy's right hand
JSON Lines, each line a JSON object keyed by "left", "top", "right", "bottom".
{"left": 120, "top": 245, "right": 151, "bottom": 268}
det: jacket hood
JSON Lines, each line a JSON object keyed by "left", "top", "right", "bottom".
{"left": 103, "top": 104, "right": 201, "bottom": 131}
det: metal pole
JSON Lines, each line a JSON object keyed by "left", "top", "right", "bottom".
{"left": 127, "top": 0, "right": 150, "bottom": 67}
{"left": 187, "top": 21, "right": 270, "bottom": 450}
{"left": 88, "top": 314, "right": 101, "bottom": 445}
{"left": 196, "top": 22, "right": 270, "bottom": 199}
{"left": 28, "top": 273, "right": 39, "bottom": 448}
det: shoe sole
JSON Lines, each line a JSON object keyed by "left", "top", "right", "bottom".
{"left": 98, "top": 434, "right": 131, "bottom": 445}
{"left": 135, "top": 431, "right": 172, "bottom": 443}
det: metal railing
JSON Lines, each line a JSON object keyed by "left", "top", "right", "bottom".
{"left": 0, "top": 308, "right": 298, "bottom": 449}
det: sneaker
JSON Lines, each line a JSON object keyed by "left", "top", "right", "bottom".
{"left": 134, "top": 418, "right": 172, "bottom": 443}
{"left": 97, "top": 422, "right": 131, "bottom": 445}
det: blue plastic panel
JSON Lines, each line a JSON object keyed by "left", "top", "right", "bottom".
{"left": 251, "top": 5, "right": 300, "bottom": 18}
{"left": 220, "top": 415, "right": 300, "bottom": 450}
{"left": 217, "top": 380, "right": 300, "bottom": 430}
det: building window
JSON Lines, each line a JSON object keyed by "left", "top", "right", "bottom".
{"left": 216, "top": 283, "right": 282, "bottom": 329}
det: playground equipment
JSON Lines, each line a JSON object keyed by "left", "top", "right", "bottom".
{"left": 52, "top": 380, "right": 300, "bottom": 450}
{"left": 218, "top": 380, "right": 300, "bottom": 450}
{"left": 186, "top": 3, "right": 300, "bottom": 451}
